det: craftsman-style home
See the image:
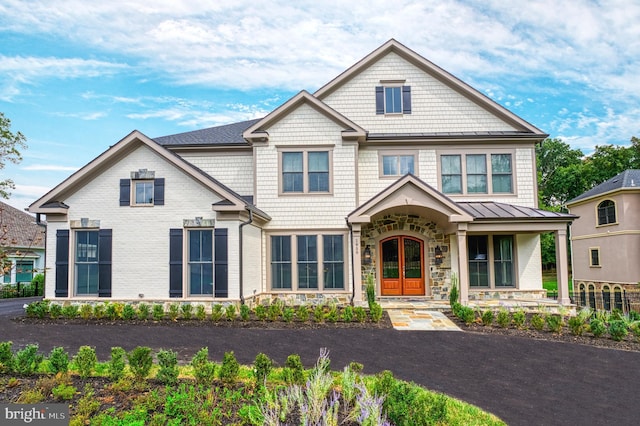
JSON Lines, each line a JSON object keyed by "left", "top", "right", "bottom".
{"left": 29, "top": 40, "right": 575, "bottom": 306}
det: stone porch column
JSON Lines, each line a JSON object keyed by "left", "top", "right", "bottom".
{"left": 456, "top": 224, "right": 469, "bottom": 305}
{"left": 351, "top": 224, "right": 363, "bottom": 303}
{"left": 555, "top": 228, "right": 571, "bottom": 305}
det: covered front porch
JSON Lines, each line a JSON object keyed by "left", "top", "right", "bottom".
{"left": 347, "top": 175, "right": 576, "bottom": 306}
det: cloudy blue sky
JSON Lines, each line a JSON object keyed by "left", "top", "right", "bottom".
{"left": 1, "top": 0, "right": 639, "bottom": 211}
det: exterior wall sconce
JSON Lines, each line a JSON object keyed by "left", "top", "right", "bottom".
{"left": 434, "top": 246, "right": 443, "bottom": 265}
{"left": 363, "top": 245, "right": 372, "bottom": 264}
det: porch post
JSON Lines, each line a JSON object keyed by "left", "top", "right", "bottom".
{"left": 555, "top": 228, "right": 571, "bottom": 305}
{"left": 456, "top": 224, "right": 469, "bottom": 305}
{"left": 351, "top": 224, "right": 363, "bottom": 303}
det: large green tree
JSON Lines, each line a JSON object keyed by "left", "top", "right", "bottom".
{"left": 535, "top": 138, "right": 585, "bottom": 208}
{"left": 0, "top": 112, "right": 27, "bottom": 199}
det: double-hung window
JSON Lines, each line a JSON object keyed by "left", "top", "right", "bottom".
{"left": 270, "top": 234, "right": 345, "bottom": 291}
{"left": 134, "top": 180, "right": 154, "bottom": 205}
{"left": 381, "top": 153, "right": 415, "bottom": 176}
{"left": 75, "top": 230, "right": 99, "bottom": 295}
{"left": 188, "top": 230, "right": 213, "bottom": 295}
{"left": 441, "top": 153, "right": 513, "bottom": 194}
{"left": 589, "top": 247, "right": 600, "bottom": 267}
{"left": 375, "top": 84, "right": 411, "bottom": 114}
{"left": 281, "top": 150, "right": 331, "bottom": 194}
{"left": 468, "top": 235, "right": 515, "bottom": 288}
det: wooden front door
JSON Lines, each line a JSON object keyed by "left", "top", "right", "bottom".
{"left": 380, "top": 236, "right": 425, "bottom": 296}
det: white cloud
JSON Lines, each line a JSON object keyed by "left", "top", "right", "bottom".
{"left": 22, "top": 164, "right": 79, "bottom": 172}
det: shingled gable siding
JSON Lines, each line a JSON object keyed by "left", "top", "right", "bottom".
{"left": 176, "top": 152, "right": 254, "bottom": 196}
{"left": 254, "top": 103, "right": 357, "bottom": 229}
{"left": 322, "top": 52, "right": 518, "bottom": 134}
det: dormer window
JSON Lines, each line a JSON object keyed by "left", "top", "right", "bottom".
{"left": 597, "top": 200, "right": 616, "bottom": 225}
{"left": 376, "top": 84, "right": 411, "bottom": 115}
{"left": 120, "top": 169, "right": 165, "bottom": 206}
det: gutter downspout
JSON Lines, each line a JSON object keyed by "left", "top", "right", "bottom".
{"left": 239, "top": 208, "right": 254, "bottom": 305}
{"left": 346, "top": 218, "right": 356, "bottom": 306}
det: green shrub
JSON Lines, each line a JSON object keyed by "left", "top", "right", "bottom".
{"left": 458, "top": 306, "right": 475, "bottom": 325}
{"left": 313, "top": 304, "right": 325, "bottom": 323}
{"left": 107, "top": 347, "right": 126, "bottom": 382}
{"left": 180, "top": 303, "right": 193, "bottom": 320}
{"left": 136, "top": 303, "right": 150, "bottom": 320}
{"left": 62, "top": 304, "right": 79, "bottom": 319}
{"left": 122, "top": 304, "right": 136, "bottom": 320}
{"left": 326, "top": 304, "right": 339, "bottom": 323}
{"left": 630, "top": 322, "right": 640, "bottom": 340}
{"left": 589, "top": 318, "right": 606, "bottom": 337}
{"left": 268, "top": 300, "right": 283, "bottom": 321}
{"left": 608, "top": 320, "right": 629, "bottom": 342}
{"left": 283, "top": 354, "right": 305, "bottom": 385}
{"left": 191, "top": 348, "right": 216, "bottom": 386}
{"left": 79, "top": 304, "right": 93, "bottom": 320}
{"left": 629, "top": 310, "right": 640, "bottom": 321}
{"left": 49, "top": 303, "right": 63, "bottom": 319}
{"left": 105, "top": 302, "right": 123, "bottom": 320}
{"left": 354, "top": 306, "right": 367, "bottom": 323}
{"left": 219, "top": 351, "right": 239, "bottom": 384}
{"left": 195, "top": 304, "right": 206, "bottom": 321}
{"left": 240, "top": 304, "right": 251, "bottom": 321}
{"left": 211, "top": 304, "right": 224, "bottom": 321}
{"left": 156, "top": 349, "right": 179, "bottom": 385}
{"left": 127, "top": 346, "right": 153, "bottom": 380}
{"left": 25, "top": 300, "right": 49, "bottom": 318}
{"left": 545, "top": 314, "right": 563, "bottom": 333}
{"left": 74, "top": 346, "right": 97, "bottom": 379}
{"left": 225, "top": 304, "right": 236, "bottom": 321}
{"left": 92, "top": 303, "right": 105, "bottom": 320}
{"left": 0, "top": 341, "right": 14, "bottom": 373}
{"left": 568, "top": 315, "right": 589, "bottom": 336}
{"left": 496, "top": 309, "right": 510, "bottom": 328}
{"left": 370, "top": 302, "right": 384, "bottom": 323}
{"left": 14, "top": 344, "right": 43, "bottom": 375}
{"left": 449, "top": 273, "right": 459, "bottom": 306}
{"left": 365, "top": 274, "right": 376, "bottom": 309}
{"left": 481, "top": 310, "right": 494, "bottom": 326}
{"left": 52, "top": 383, "right": 76, "bottom": 401}
{"left": 342, "top": 305, "right": 354, "bottom": 322}
{"left": 282, "top": 306, "right": 294, "bottom": 323}
{"left": 168, "top": 303, "right": 180, "bottom": 321}
{"left": 379, "top": 375, "right": 448, "bottom": 426}
{"left": 296, "top": 304, "right": 309, "bottom": 322}
{"left": 531, "top": 313, "right": 545, "bottom": 331}
{"left": 512, "top": 310, "right": 526, "bottom": 329}
{"left": 253, "top": 353, "right": 272, "bottom": 388}
{"left": 48, "top": 346, "right": 69, "bottom": 374}
{"left": 152, "top": 304, "right": 165, "bottom": 321}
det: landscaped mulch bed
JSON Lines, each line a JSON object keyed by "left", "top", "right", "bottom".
{"left": 444, "top": 311, "right": 640, "bottom": 352}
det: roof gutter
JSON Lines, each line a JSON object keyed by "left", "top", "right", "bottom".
{"left": 238, "top": 208, "right": 254, "bottom": 305}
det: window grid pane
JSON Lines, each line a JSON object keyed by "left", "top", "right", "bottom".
{"left": 399, "top": 155, "right": 414, "bottom": 174}
{"left": 441, "top": 155, "right": 462, "bottom": 193}
{"left": 466, "top": 155, "right": 487, "bottom": 193}
{"left": 297, "top": 236, "right": 318, "bottom": 289}
{"left": 385, "top": 87, "right": 402, "bottom": 113}
{"left": 75, "top": 231, "right": 99, "bottom": 295}
{"left": 468, "top": 236, "right": 489, "bottom": 287}
{"left": 494, "top": 236, "right": 514, "bottom": 287}
{"left": 188, "top": 230, "right": 213, "bottom": 295}
{"left": 597, "top": 201, "right": 616, "bottom": 225}
{"left": 491, "top": 154, "right": 512, "bottom": 193}
{"left": 135, "top": 181, "right": 154, "bottom": 204}
{"left": 382, "top": 156, "right": 398, "bottom": 175}
{"left": 323, "top": 235, "right": 344, "bottom": 289}
{"left": 271, "top": 236, "right": 292, "bottom": 289}
{"left": 283, "top": 152, "right": 304, "bottom": 193}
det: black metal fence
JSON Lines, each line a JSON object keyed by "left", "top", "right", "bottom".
{"left": 547, "top": 289, "right": 640, "bottom": 314}
{"left": 0, "top": 282, "right": 43, "bottom": 299}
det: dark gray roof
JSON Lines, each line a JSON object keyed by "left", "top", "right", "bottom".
{"left": 567, "top": 170, "right": 640, "bottom": 204}
{"left": 0, "top": 201, "right": 45, "bottom": 249}
{"left": 458, "top": 201, "right": 576, "bottom": 220}
{"left": 153, "top": 118, "right": 262, "bottom": 147}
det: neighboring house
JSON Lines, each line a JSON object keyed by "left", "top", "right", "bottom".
{"left": 0, "top": 201, "right": 45, "bottom": 285}
{"left": 567, "top": 169, "right": 640, "bottom": 312}
{"left": 28, "top": 39, "right": 575, "bottom": 306}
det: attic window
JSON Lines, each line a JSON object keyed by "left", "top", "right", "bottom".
{"left": 376, "top": 85, "right": 411, "bottom": 115}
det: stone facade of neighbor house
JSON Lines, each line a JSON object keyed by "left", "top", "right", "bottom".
{"left": 567, "top": 169, "right": 640, "bottom": 312}
{"left": 29, "top": 40, "right": 575, "bottom": 306}
{"left": 0, "top": 201, "right": 45, "bottom": 286}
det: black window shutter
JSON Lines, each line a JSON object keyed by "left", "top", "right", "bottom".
{"left": 375, "top": 86, "right": 384, "bottom": 114}
{"left": 402, "top": 86, "right": 412, "bottom": 114}
{"left": 119, "top": 179, "right": 130, "bottom": 206}
{"left": 214, "top": 228, "right": 228, "bottom": 298}
{"left": 154, "top": 178, "right": 165, "bottom": 206}
{"left": 55, "top": 230, "right": 69, "bottom": 297}
{"left": 98, "top": 229, "right": 112, "bottom": 297}
{"left": 169, "top": 228, "right": 183, "bottom": 298}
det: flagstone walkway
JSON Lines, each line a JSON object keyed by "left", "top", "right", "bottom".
{"left": 379, "top": 300, "right": 461, "bottom": 331}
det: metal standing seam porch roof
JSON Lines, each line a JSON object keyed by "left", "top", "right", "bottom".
{"left": 458, "top": 201, "right": 577, "bottom": 221}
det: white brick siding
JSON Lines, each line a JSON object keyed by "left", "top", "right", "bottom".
{"left": 178, "top": 151, "right": 254, "bottom": 196}
{"left": 44, "top": 144, "right": 242, "bottom": 301}
{"left": 241, "top": 223, "right": 262, "bottom": 298}
{"left": 323, "top": 52, "right": 519, "bottom": 134}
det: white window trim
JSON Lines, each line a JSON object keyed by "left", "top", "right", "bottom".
{"left": 378, "top": 150, "right": 418, "bottom": 178}
{"left": 267, "top": 232, "right": 348, "bottom": 292}
{"left": 438, "top": 150, "right": 516, "bottom": 195}
{"left": 278, "top": 147, "right": 334, "bottom": 195}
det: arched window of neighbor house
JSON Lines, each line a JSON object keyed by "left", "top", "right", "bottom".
{"left": 579, "top": 283, "right": 586, "bottom": 307}
{"left": 602, "top": 285, "right": 611, "bottom": 311}
{"left": 614, "top": 287, "right": 623, "bottom": 311}
{"left": 588, "top": 284, "right": 596, "bottom": 310}
{"left": 597, "top": 200, "right": 616, "bottom": 225}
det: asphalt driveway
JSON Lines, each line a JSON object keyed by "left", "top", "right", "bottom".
{"left": 1, "top": 303, "right": 638, "bottom": 425}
